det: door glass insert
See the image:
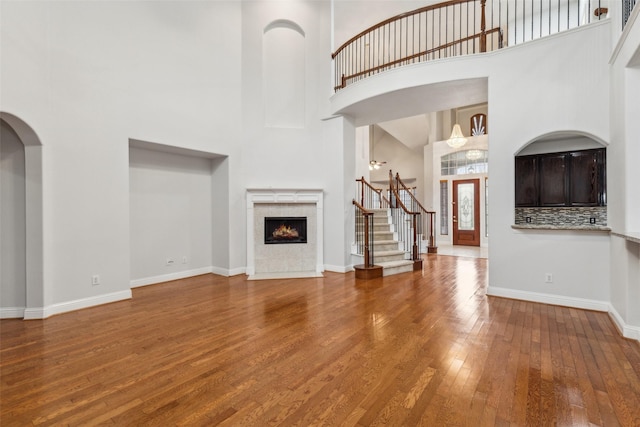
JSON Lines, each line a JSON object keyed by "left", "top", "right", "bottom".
{"left": 458, "top": 183, "right": 475, "bottom": 231}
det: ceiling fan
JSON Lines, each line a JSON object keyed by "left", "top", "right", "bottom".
{"left": 368, "top": 124, "right": 386, "bottom": 170}
{"left": 369, "top": 159, "right": 386, "bottom": 170}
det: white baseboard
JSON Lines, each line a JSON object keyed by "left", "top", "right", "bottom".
{"left": 23, "top": 290, "right": 132, "bottom": 320}
{"left": 130, "top": 267, "right": 213, "bottom": 288}
{"left": 608, "top": 305, "right": 640, "bottom": 341}
{"left": 0, "top": 307, "right": 25, "bottom": 319}
{"left": 324, "top": 264, "right": 353, "bottom": 273}
{"left": 487, "top": 286, "right": 640, "bottom": 342}
{"left": 486, "top": 286, "right": 610, "bottom": 312}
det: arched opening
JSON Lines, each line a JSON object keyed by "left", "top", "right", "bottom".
{"left": 0, "top": 112, "right": 44, "bottom": 319}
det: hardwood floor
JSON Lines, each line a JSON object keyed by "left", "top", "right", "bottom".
{"left": 2, "top": 255, "right": 640, "bottom": 426}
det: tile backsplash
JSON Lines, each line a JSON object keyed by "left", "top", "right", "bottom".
{"left": 514, "top": 206, "right": 607, "bottom": 227}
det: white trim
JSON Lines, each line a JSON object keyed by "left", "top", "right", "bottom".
{"left": 0, "top": 307, "right": 26, "bottom": 319}
{"left": 486, "top": 286, "right": 609, "bottom": 312}
{"left": 325, "top": 264, "right": 353, "bottom": 273}
{"left": 130, "top": 267, "right": 213, "bottom": 288}
{"left": 608, "top": 305, "right": 640, "bottom": 341}
{"left": 23, "top": 290, "right": 132, "bottom": 319}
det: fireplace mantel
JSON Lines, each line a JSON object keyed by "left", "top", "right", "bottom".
{"left": 246, "top": 189, "right": 324, "bottom": 279}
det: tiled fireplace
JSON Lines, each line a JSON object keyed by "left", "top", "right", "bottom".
{"left": 246, "top": 189, "right": 324, "bottom": 280}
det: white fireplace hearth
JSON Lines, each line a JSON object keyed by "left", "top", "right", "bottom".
{"left": 246, "top": 189, "right": 324, "bottom": 280}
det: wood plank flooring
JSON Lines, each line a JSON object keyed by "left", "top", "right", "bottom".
{"left": 2, "top": 255, "right": 640, "bottom": 426}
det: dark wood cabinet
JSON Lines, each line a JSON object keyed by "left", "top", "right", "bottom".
{"left": 514, "top": 156, "right": 537, "bottom": 206}
{"left": 539, "top": 153, "right": 567, "bottom": 206}
{"left": 515, "top": 148, "right": 606, "bottom": 207}
{"left": 569, "top": 150, "right": 606, "bottom": 206}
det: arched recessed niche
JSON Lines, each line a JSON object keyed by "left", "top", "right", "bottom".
{"left": 263, "top": 20, "right": 305, "bottom": 129}
{"left": 514, "top": 131, "right": 608, "bottom": 229}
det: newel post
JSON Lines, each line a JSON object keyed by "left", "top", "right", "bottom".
{"left": 480, "top": 0, "right": 487, "bottom": 52}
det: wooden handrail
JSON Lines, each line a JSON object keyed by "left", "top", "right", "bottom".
{"left": 356, "top": 176, "right": 391, "bottom": 208}
{"left": 352, "top": 199, "right": 373, "bottom": 215}
{"left": 356, "top": 177, "right": 382, "bottom": 207}
{"left": 332, "top": 0, "right": 480, "bottom": 59}
{"left": 395, "top": 173, "right": 435, "bottom": 215}
{"left": 387, "top": 171, "right": 421, "bottom": 261}
{"left": 391, "top": 171, "right": 438, "bottom": 255}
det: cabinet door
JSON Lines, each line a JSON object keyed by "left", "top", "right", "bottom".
{"left": 570, "top": 150, "right": 602, "bottom": 206}
{"left": 539, "top": 154, "right": 567, "bottom": 206}
{"left": 515, "top": 156, "right": 537, "bottom": 207}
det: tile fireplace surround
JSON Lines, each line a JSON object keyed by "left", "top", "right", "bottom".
{"left": 246, "top": 189, "right": 324, "bottom": 280}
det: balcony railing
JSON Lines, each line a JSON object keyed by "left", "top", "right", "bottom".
{"left": 332, "top": 0, "right": 607, "bottom": 91}
{"left": 624, "top": 0, "right": 638, "bottom": 28}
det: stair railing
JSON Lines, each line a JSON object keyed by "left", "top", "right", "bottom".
{"left": 387, "top": 171, "right": 422, "bottom": 262}
{"left": 353, "top": 200, "right": 375, "bottom": 268}
{"left": 356, "top": 176, "right": 390, "bottom": 209}
{"left": 394, "top": 172, "right": 438, "bottom": 254}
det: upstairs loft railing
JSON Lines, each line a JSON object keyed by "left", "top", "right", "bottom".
{"left": 332, "top": 0, "right": 608, "bottom": 91}
{"left": 624, "top": 0, "right": 638, "bottom": 28}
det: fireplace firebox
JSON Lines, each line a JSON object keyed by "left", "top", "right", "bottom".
{"left": 264, "top": 217, "right": 307, "bottom": 244}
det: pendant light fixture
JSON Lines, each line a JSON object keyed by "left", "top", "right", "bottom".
{"left": 446, "top": 123, "right": 467, "bottom": 149}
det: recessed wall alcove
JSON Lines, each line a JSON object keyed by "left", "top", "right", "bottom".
{"left": 246, "top": 189, "right": 323, "bottom": 280}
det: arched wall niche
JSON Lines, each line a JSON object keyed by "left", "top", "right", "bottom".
{"left": 0, "top": 112, "right": 45, "bottom": 319}
{"left": 263, "top": 19, "right": 306, "bottom": 129}
{"left": 513, "top": 130, "right": 608, "bottom": 228}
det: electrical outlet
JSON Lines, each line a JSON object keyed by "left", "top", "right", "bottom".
{"left": 525, "top": 217, "right": 532, "bottom": 223}
{"left": 545, "top": 273, "right": 553, "bottom": 283}
{"left": 91, "top": 275, "right": 100, "bottom": 286}
{"left": 166, "top": 258, "right": 175, "bottom": 266}
{"left": 590, "top": 217, "right": 596, "bottom": 224}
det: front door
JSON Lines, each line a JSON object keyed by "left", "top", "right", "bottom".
{"left": 452, "top": 179, "right": 480, "bottom": 246}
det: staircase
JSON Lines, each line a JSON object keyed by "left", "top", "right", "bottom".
{"left": 367, "top": 208, "right": 416, "bottom": 277}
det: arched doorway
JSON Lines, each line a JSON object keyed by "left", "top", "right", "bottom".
{"left": 0, "top": 112, "right": 44, "bottom": 319}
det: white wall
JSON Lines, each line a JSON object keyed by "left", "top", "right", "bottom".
{"left": 1, "top": 120, "right": 27, "bottom": 315}
{"left": 240, "top": 1, "right": 352, "bottom": 273}
{"left": 129, "top": 147, "right": 213, "bottom": 286}
{"left": 1, "top": 1, "right": 242, "bottom": 315}
{"left": 369, "top": 127, "right": 425, "bottom": 201}
{"left": 487, "top": 22, "right": 612, "bottom": 306}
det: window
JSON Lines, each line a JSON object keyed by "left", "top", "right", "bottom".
{"left": 485, "top": 177, "right": 489, "bottom": 237}
{"left": 440, "top": 180, "right": 448, "bottom": 235}
{"left": 441, "top": 150, "right": 488, "bottom": 176}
